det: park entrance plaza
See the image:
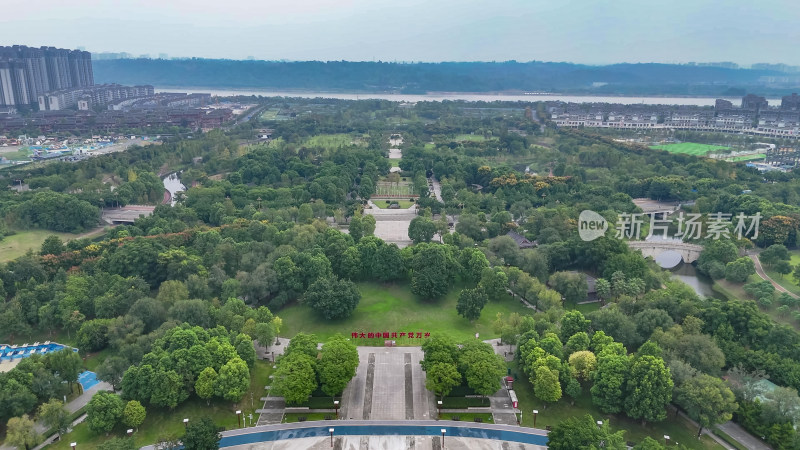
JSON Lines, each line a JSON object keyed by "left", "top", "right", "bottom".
{"left": 237, "top": 341, "right": 547, "bottom": 449}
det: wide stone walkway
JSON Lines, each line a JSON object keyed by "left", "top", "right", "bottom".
{"left": 340, "top": 346, "right": 433, "bottom": 421}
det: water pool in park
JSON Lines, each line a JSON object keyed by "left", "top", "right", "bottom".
{"left": 78, "top": 370, "right": 101, "bottom": 391}
{"left": 219, "top": 423, "right": 549, "bottom": 448}
{"left": 0, "top": 341, "right": 75, "bottom": 361}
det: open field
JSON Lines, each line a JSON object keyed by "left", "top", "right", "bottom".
{"left": 727, "top": 154, "right": 765, "bottom": 162}
{"left": 0, "top": 229, "right": 87, "bottom": 263}
{"left": 48, "top": 360, "right": 273, "bottom": 448}
{"left": 0, "top": 148, "right": 32, "bottom": 161}
{"left": 454, "top": 134, "right": 489, "bottom": 142}
{"left": 278, "top": 282, "right": 533, "bottom": 343}
{"left": 510, "top": 361, "right": 724, "bottom": 449}
{"left": 650, "top": 142, "right": 730, "bottom": 156}
{"left": 304, "top": 133, "right": 368, "bottom": 149}
{"left": 375, "top": 181, "right": 415, "bottom": 197}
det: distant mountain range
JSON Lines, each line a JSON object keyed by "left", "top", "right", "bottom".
{"left": 92, "top": 59, "right": 800, "bottom": 96}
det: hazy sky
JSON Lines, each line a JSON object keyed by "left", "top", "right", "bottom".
{"left": 3, "top": 0, "right": 800, "bottom": 65}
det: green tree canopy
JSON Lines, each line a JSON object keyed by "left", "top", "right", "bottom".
{"left": 547, "top": 414, "right": 626, "bottom": 450}
{"left": 318, "top": 336, "right": 359, "bottom": 398}
{"left": 675, "top": 374, "right": 738, "bottom": 437}
{"left": 273, "top": 352, "right": 317, "bottom": 406}
{"left": 86, "top": 391, "right": 125, "bottom": 435}
{"left": 456, "top": 286, "right": 489, "bottom": 321}
{"left": 122, "top": 400, "right": 146, "bottom": 430}
{"left": 182, "top": 417, "right": 221, "bottom": 450}
{"left": 303, "top": 276, "right": 361, "bottom": 320}
{"left": 425, "top": 362, "right": 461, "bottom": 400}
{"left": 624, "top": 355, "right": 673, "bottom": 425}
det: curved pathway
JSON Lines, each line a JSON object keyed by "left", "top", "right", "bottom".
{"left": 749, "top": 254, "right": 799, "bottom": 298}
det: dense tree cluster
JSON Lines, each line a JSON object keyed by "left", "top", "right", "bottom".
{"left": 270, "top": 333, "right": 359, "bottom": 405}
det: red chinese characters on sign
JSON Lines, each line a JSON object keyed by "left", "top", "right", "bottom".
{"left": 351, "top": 332, "right": 430, "bottom": 339}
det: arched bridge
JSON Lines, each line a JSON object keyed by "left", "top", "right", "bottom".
{"left": 627, "top": 240, "right": 703, "bottom": 265}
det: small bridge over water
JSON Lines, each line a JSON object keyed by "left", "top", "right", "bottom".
{"left": 627, "top": 240, "right": 703, "bottom": 267}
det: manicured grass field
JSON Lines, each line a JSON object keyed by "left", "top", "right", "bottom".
{"left": 727, "top": 154, "right": 765, "bottom": 162}
{"left": 0, "top": 229, "right": 79, "bottom": 263}
{"left": 454, "top": 134, "right": 488, "bottom": 142}
{"left": 278, "top": 282, "right": 534, "bottom": 343}
{"left": 0, "top": 227, "right": 105, "bottom": 263}
{"left": 509, "top": 361, "right": 724, "bottom": 449}
{"left": 650, "top": 143, "right": 730, "bottom": 156}
{"left": 48, "top": 360, "right": 273, "bottom": 448}
{"left": 372, "top": 200, "right": 415, "bottom": 209}
{"left": 304, "top": 134, "right": 367, "bottom": 149}
{"left": 0, "top": 149, "right": 32, "bottom": 161}
{"left": 438, "top": 412, "right": 494, "bottom": 423}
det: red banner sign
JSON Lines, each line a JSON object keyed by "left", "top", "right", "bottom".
{"left": 351, "top": 332, "right": 430, "bottom": 339}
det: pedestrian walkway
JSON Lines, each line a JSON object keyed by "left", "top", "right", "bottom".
{"left": 716, "top": 421, "right": 771, "bottom": 450}
{"left": 749, "top": 253, "right": 799, "bottom": 298}
{"left": 0, "top": 379, "right": 112, "bottom": 450}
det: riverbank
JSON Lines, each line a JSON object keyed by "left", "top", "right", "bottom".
{"left": 154, "top": 87, "right": 764, "bottom": 106}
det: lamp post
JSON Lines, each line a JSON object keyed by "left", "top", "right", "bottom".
{"left": 664, "top": 435, "right": 670, "bottom": 446}
{"left": 437, "top": 400, "right": 442, "bottom": 418}
{"left": 329, "top": 428, "right": 334, "bottom": 447}
{"left": 533, "top": 409, "right": 539, "bottom": 428}
{"left": 334, "top": 400, "right": 340, "bottom": 419}
{"left": 236, "top": 410, "right": 242, "bottom": 428}
{"left": 183, "top": 418, "right": 189, "bottom": 429}
{"left": 441, "top": 429, "right": 446, "bottom": 448}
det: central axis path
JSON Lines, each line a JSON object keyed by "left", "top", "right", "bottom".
{"left": 340, "top": 346, "right": 434, "bottom": 421}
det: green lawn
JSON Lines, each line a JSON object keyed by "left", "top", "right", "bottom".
{"left": 283, "top": 413, "right": 330, "bottom": 423}
{"left": 454, "top": 134, "right": 488, "bottom": 142}
{"left": 372, "top": 200, "right": 415, "bottom": 209}
{"left": 48, "top": 360, "right": 273, "bottom": 448}
{"left": 650, "top": 143, "right": 730, "bottom": 156}
{"left": 278, "top": 282, "right": 534, "bottom": 343}
{"left": 509, "top": 361, "right": 723, "bottom": 449}
{"left": 0, "top": 149, "right": 32, "bottom": 161}
{"left": 441, "top": 396, "right": 489, "bottom": 408}
{"left": 0, "top": 229, "right": 82, "bottom": 263}
{"left": 304, "top": 134, "right": 367, "bottom": 149}
{"left": 727, "top": 154, "right": 765, "bottom": 162}
{"left": 438, "top": 412, "right": 493, "bottom": 423}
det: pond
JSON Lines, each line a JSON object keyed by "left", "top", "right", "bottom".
{"left": 162, "top": 172, "right": 186, "bottom": 206}
{"left": 670, "top": 262, "right": 718, "bottom": 298}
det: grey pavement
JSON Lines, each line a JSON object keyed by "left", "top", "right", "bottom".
{"left": 340, "top": 346, "right": 433, "bottom": 421}
{"left": 484, "top": 338, "right": 517, "bottom": 362}
{"left": 749, "top": 253, "right": 799, "bottom": 299}
{"left": 717, "top": 421, "right": 771, "bottom": 450}
{"left": 428, "top": 177, "right": 443, "bottom": 202}
{"left": 490, "top": 394, "right": 519, "bottom": 426}
{"left": 363, "top": 204, "right": 416, "bottom": 247}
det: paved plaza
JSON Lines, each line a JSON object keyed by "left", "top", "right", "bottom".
{"left": 340, "top": 346, "right": 434, "bottom": 421}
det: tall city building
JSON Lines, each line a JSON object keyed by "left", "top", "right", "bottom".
{"left": 0, "top": 45, "right": 93, "bottom": 107}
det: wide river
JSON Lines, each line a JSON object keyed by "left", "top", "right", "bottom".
{"left": 156, "top": 87, "right": 782, "bottom": 107}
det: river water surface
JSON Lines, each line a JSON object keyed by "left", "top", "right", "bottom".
{"left": 155, "top": 88, "right": 782, "bottom": 107}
